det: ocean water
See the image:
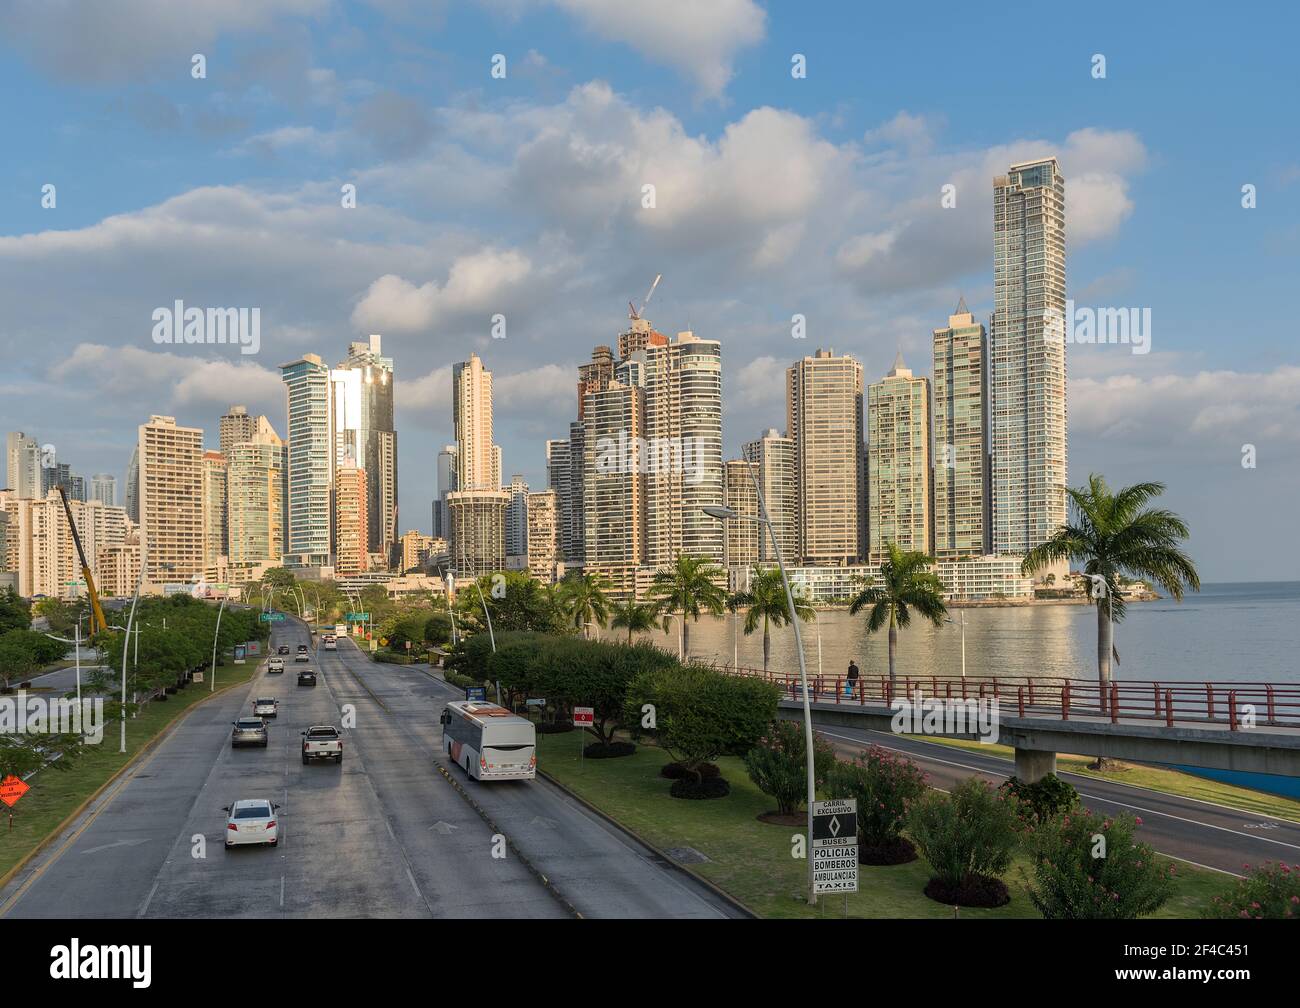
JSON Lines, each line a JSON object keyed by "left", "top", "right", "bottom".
{"left": 640, "top": 582, "right": 1300, "bottom": 685}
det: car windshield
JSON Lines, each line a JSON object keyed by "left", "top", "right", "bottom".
{"left": 237, "top": 720, "right": 263, "bottom": 729}
{"left": 234, "top": 805, "right": 270, "bottom": 819}
{"left": 256, "top": 699, "right": 275, "bottom": 704}
{"left": 307, "top": 728, "right": 337, "bottom": 738}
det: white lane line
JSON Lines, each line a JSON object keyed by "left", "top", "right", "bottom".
{"left": 137, "top": 877, "right": 163, "bottom": 919}
{"left": 280, "top": 876, "right": 285, "bottom": 909}
{"left": 820, "top": 728, "right": 1300, "bottom": 854}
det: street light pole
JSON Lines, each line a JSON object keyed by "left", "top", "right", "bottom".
{"left": 703, "top": 457, "right": 820, "bottom": 906}
{"left": 210, "top": 595, "right": 226, "bottom": 693}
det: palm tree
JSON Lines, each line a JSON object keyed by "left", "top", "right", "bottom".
{"left": 649, "top": 554, "right": 726, "bottom": 660}
{"left": 609, "top": 599, "right": 665, "bottom": 644}
{"left": 733, "top": 565, "right": 814, "bottom": 672}
{"left": 1022, "top": 475, "right": 1199, "bottom": 711}
{"left": 849, "top": 542, "right": 947, "bottom": 690}
{"left": 557, "top": 571, "right": 612, "bottom": 639}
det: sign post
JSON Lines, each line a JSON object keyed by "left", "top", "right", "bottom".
{"left": 573, "top": 706, "right": 594, "bottom": 765}
{"left": 811, "top": 798, "right": 858, "bottom": 899}
{"left": 1, "top": 774, "right": 29, "bottom": 831}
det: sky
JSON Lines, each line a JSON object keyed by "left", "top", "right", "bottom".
{"left": 1, "top": 0, "right": 1297, "bottom": 582}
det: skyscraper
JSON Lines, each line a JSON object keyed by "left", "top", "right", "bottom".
{"left": 867, "top": 353, "right": 932, "bottom": 560}
{"left": 991, "top": 157, "right": 1067, "bottom": 555}
{"left": 504, "top": 474, "right": 529, "bottom": 559}
{"left": 787, "top": 349, "right": 865, "bottom": 565}
{"left": 741, "top": 429, "right": 797, "bottom": 565}
{"left": 447, "top": 490, "right": 508, "bottom": 578}
{"left": 331, "top": 336, "right": 397, "bottom": 559}
{"left": 642, "top": 332, "right": 724, "bottom": 567}
{"left": 582, "top": 379, "right": 646, "bottom": 593}
{"left": 334, "top": 462, "right": 369, "bottom": 576}
{"left": 280, "top": 354, "right": 333, "bottom": 566}
{"left": 4, "top": 432, "right": 39, "bottom": 499}
{"left": 434, "top": 444, "right": 457, "bottom": 540}
{"left": 90, "top": 474, "right": 117, "bottom": 507}
{"left": 200, "top": 450, "right": 227, "bottom": 578}
{"left": 219, "top": 405, "right": 258, "bottom": 461}
{"left": 526, "top": 490, "right": 560, "bottom": 583}
{"left": 138, "top": 415, "right": 204, "bottom": 582}
{"left": 544, "top": 438, "right": 571, "bottom": 562}
{"left": 227, "top": 416, "right": 287, "bottom": 578}
{"left": 452, "top": 354, "right": 499, "bottom": 492}
{"left": 933, "top": 301, "right": 990, "bottom": 557}
{"left": 125, "top": 445, "right": 139, "bottom": 523}
{"left": 723, "top": 459, "right": 759, "bottom": 570}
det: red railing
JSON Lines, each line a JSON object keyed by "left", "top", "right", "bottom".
{"left": 724, "top": 667, "right": 1300, "bottom": 730}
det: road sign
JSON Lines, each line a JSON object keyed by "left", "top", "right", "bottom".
{"left": 811, "top": 798, "right": 858, "bottom": 894}
{"left": 192, "top": 672, "right": 204, "bottom": 683}
{"left": 573, "top": 706, "right": 594, "bottom": 727}
{"left": 525, "top": 698, "right": 546, "bottom": 707}
{"left": 465, "top": 686, "right": 487, "bottom": 702}
{"left": 346, "top": 612, "right": 370, "bottom": 621}
{"left": 259, "top": 612, "right": 285, "bottom": 623}
{"left": 0, "top": 775, "right": 30, "bottom": 807}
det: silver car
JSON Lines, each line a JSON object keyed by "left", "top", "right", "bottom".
{"left": 231, "top": 717, "right": 269, "bottom": 748}
{"left": 253, "top": 697, "right": 278, "bottom": 718}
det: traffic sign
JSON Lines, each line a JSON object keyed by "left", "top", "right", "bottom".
{"left": 192, "top": 672, "right": 204, "bottom": 683}
{"left": 346, "top": 612, "right": 370, "bottom": 621}
{"left": 0, "top": 775, "right": 30, "bottom": 807}
{"left": 573, "top": 706, "right": 594, "bottom": 728}
{"left": 259, "top": 612, "right": 286, "bottom": 623}
{"left": 465, "top": 686, "right": 487, "bottom": 702}
{"left": 811, "top": 798, "right": 858, "bottom": 894}
{"left": 525, "top": 698, "right": 546, "bottom": 707}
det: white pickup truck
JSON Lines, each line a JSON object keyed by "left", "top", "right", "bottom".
{"left": 300, "top": 725, "right": 343, "bottom": 764}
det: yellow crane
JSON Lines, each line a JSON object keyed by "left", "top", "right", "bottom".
{"left": 56, "top": 484, "right": 108, "bottom": 635}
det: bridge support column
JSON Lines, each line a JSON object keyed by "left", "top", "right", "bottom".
{"left": 1014, "top": 747, "right": 1057, "bottom": 783}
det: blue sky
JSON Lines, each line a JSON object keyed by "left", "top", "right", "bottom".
{"left": 1, "top": 1, "right": 1297, "bottom": 580}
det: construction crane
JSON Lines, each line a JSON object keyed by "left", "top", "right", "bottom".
{"left": 628, "top": 273, "right": 662, "bottom": 321}
{"left": 55, "top": 484, "right": 108, "bottom": 635}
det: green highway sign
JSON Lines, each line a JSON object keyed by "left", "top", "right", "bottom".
{"left": 259, "top": 612, "right": 286, "bottom": 623}
{"left": 346, "top": 612, "right": 370, "bottom": 621}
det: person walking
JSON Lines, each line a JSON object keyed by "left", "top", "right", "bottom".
{"left": 846, "top": 659, "right": 860, "bottom": 697}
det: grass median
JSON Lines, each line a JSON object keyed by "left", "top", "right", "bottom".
{"left": 536, "top": 732, "right": 1228, "bottom": 919}
{"left": 0, "top": 661, "right": 259, "bottom": 882}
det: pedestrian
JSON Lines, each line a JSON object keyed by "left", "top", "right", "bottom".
{"left": 846, "top": 659, "right": 860, "bottom": 697}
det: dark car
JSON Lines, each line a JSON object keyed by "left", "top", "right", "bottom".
{"left": 277, "top": 645, "right": 290, "bottom": 656}
{"left": 297, "top": 669, "right": 317, "bottom": 687}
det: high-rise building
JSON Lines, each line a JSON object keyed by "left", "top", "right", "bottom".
{"left": 219, "top": 405, "right": 258, "bottom": 461}
{"left": 741, "top": 429, "right": 797, "bottom": 565}
{"left": 504, "top": 474, "right": 529, "bottom": 559}
{"left": 526, "top": 490, "right": 560, "bottom": 583}
{"left": 4, "top": 433, "right": 39, "bottom": 499}
{"left": 125, "top": 445, "right": 139, "bottom": 523}
{"left": 399, "top": 529, "right": 434, "bottom": 573}
{"left": 582, "top": 379, "right": 646, "bottom": 594}
{"left": 227, "top": 416, "right": 287, "bottom": 580}
{"left": 334, "top": 462, "right": 369, "bottom": 576}
{"left": 3, "top": 492, "right": 128, "bottom": 599}
{"left": 447, "top": 490, "right": 508, "bottom": 578}
{"left": 40, "top": 462, "right": 74, "bottom": 499}
{"left": 617, "top": 316, "right": 668, "bottom": 361}
{"left": 331, "top": 336, "right": 398, "bottom": 559}
{"left": 933, "top": 301, "right": 990, "bottom": 557}
{"left": 90, "top": 474, "right": 117, "bottom": 507}
{"left": 137, "top": 415, "right": 204, "bottom": 583}
{"left": 545, "top": 439, "right": 571, "bottom": 562}
{"left": 434, "top": 444, "right": 457, "bottom": 540}
{"left": 452, "top": 354, "right": 499, "bottom": 492}
{"left": 787, "top": 349, "right": 865, "bottom": 565}
{"left": 566, "top": 420, "right": 586, "bottom": 566}
{"left": 723, "top": 460, "right": 759, "bottom": 570}
{"left": 642, "top": 332, "right": 724, "bottom": 568}
{"left": 280, "top": 354, "right": 333, "bottom": 566}
{"left": 991, "top": 157, "right": 1067, "bottom": 555}
{"left": 201, "top": 450, "right": 228, "bottom": 579}
{"left": 97, "top": 529, "right": 142, "bottom": 599}
{"left": 867, "top": 353, "right": 932, "bottom": 560}
{"left": 576, "top": 346, "right": 615, "bottom": 420}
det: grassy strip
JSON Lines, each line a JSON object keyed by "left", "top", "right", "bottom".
{"left": 536, "top": 732, "right": 1227, "bottom": 919}
{"left": 0, "top": 662, "right": 259, "bottom": 881}
{"left": 900, "top": 735, "right": 1300, "bottom": 823}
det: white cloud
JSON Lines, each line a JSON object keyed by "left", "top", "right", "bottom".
{"left": 351, "top": 249, "right": 533, "bottom": 333}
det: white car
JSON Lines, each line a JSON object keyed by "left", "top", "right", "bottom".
{"left": 267, "top": 657, "right": 285, "bottom": 674}
{"left": 253, "top": 697, "right": 278, "bottom": 718}
{"left": 223, "top": 799, "right": 280, "bottom": 848}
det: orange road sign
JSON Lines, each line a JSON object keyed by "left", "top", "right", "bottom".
{"left": 0, "top": 775, "right": 30, "bottom": 807}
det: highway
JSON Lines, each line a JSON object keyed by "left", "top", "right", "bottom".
{"left": 0, "top": 621, "right": 735, "bottom": 919}
{"left": 821, "top": 724, "right": 1300, "bottom": 877}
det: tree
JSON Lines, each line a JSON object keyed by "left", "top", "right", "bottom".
{"left": 0, "top": 632, "right": 40, "bottom": 689}
{"left": 743, "top": 720, "right": 834, "bottom": 816}
{"left": 609, "top": 599, "right": 665, "bottom": 644}
{"left": 908, "top": 777, "right": 1021, "bottom": 905}
{"left": 1204, "top": 861, "right": 1300, "bottom": 919}
{"left": 848, "top": 541, "right": 947, "bottom": 689}
{"left": 0, "top": 732, "right": 86, "bottom": 781}
{"left": 732, "top": 565, "right": 813, "bottom": 672}
{"left": 261, "top": 567, "right": 297, "bottom": 590}
{"left": 828, "top": 745, "right": 929, "bottom": 858}
{"left": 0, "top": 588, "right": 31, "bottom": 636}
{"left": 557, "top": 571, "right": 611, "bottom": 638}
{"left": 649, "top": 554, "right": 726, "bottom": 660}
{"left": 1021, "top": 475, "right": 1199, "bottom": 713}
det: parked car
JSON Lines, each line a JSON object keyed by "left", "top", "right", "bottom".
{"left": 267, "top": 657, "right": 285, "bottom": 674}
{"left": 231, "top": 717, "right": 269, "bottom": 748}
{"left": 301, "top": 725, "right": 343, "bottom": 764}
{"left": 253, "top": 697, "right": 278, "bottom": 718}
{"left": 223, "top": 799, "right": 280, "bottom": 848}
{"left": 297, "top": 668, "right": 317, "bottom": 687}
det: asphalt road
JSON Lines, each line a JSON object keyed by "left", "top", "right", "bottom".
{"left": 0, "top": 622, "right": 734, "bottom": 919}
{"left": 819, "top": 724, "right": 1300, "bottom": 876}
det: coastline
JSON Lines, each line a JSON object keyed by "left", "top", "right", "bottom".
{"left": 813, "top": 593, "right": 1161, "bottom": 612}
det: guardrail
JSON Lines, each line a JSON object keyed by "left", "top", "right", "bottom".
{"left": 726, "top": 667, "right": 1300, "bottom": 730}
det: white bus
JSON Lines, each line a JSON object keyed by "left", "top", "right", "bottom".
{"left": 440, "top": 701, "right": 537, "bottom": 781}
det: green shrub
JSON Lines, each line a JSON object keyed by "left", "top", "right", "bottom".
{"left": 1203, "top": 861, "right": 1300, "bottom": 919}
{"left": 828, "top": 745, "right": 928, "bottom": 847}
{"left": 908, "top": 777, "right": 1021, "bottom": 888}
{"left": 999, "top": 773, "right": 1079, "bottom": 824}
{"left": 743, "top": 720, "right": 835, "bottom": 816}
{"left": 1023, "top": 808, "right": 1174, "bottom": 918}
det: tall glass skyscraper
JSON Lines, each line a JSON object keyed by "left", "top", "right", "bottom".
{"left": 932, "top": 300, "right": 989, "bottom": 557}
{"left": 280, "top": 354, "right": 333, "bottom": 565}
{"left": 991, "top": 158, "right": 1067, "bottom": 555}
{"left": 331, "top": 336, "right": 397, "bottom": 560}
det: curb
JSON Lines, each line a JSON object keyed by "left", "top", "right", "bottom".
{"left": 434, "top": 764, "right": 583, "bottom": 920}
{"left": 537, "top": 767, "right": 758, "bottom": 919}
{"left": 0, "top": 667, "right": 257, "bottom": 896}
